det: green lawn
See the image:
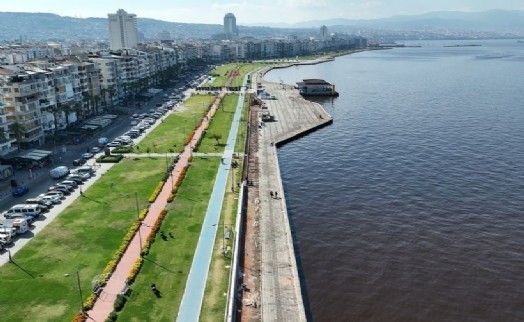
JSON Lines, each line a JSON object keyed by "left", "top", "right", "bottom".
{"left": 115, "top": 157, "right": 221, "bottom": 322}
{"left": 200, "top": 160, "right": 243, "bottom": 321}
{"left": 138, "top": 95, "right": 216, "bottom": 153}
{"left": 197, "top": 94, "right": 239, "bottom": 153}
{"left": 207, "top": 63, "right": 238, "bottom": 87}
{"left": 0, "top": 158, "right": 167, "bottom": 322}
{"left": 229, "top": 63, "right": 266, "bottom": 87}
{"left": 200, "top": 93, "right": 248, "bottom": 321}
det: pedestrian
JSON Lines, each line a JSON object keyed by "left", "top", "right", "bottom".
{"left": 151, "top": 284, "right": 158, "bottom": 293}
{"left": 274, "top": 191, "right": 278, "bottom": 199}
{"left": 270, "top": 191, "right": 274, "bottom": 198}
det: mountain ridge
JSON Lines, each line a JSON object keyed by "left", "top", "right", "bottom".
{"left": 1, "top": 10, "right": 523, "bottom": 41}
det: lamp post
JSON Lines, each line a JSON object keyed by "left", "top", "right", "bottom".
{"left": 212, "top": 222, "right": 232, "bottom": 256}
{"left": 134, "top": 191, "right": 143, "bottom": 253}
{"left": 212, "top": 223, "right": 226, "bottom": 255}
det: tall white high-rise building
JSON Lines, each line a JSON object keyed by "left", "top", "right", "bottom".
{"left": 108, "top": 9, "right": 138, "bottom": 50}
{"left": 223, "top": 13, "right": 238, "bottom": 36}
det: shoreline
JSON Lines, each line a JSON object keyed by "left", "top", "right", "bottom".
{"left": 239, "top": 55, "right": 338, "bottom": 320}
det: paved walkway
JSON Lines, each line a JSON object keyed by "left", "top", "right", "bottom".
{"left": 243, "top": 73, "right": 332, "bottom": 321}
{"left": 176, "top": 79, "right": 247, "bottom": 321}
{"left": 87, "top": 94, "right": 223, "bottom": 321}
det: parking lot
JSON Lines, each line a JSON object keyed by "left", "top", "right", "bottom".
{"left": 0, "top": 69, "right": 211, "bottom": 259}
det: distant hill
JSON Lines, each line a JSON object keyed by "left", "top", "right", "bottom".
{"left": 253, "top": 10, "right": 524, "bottom": 36}
{"left": 1, "top": 10, "right": 523, "bottom": 42}
{"left": 0, "top": 12, "right": 248, "bottom": 41}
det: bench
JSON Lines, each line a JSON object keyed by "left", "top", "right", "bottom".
{"left": 93, "top": 285, "right": 102, "bottom": 295}
{"left": 120, "top": 285, "right": 130, "bottom": 296}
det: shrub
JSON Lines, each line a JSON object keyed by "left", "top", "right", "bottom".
{"left": 97, "top": 155, "right": 124, "bottom": 163}
{"left": 83, "top": 293, "right": 98, "bottom": 311}
{"left": 105, "top": 311, "right": 118, "bottom": 322}
{"left": 148, "top": 181, "right": 165, "bottom": 203}
{"left": 72, "top": 312, "right": 86, "bottom": 322}
{"left": 126, "top": 257, "right": 144, "bottom": 284}
{"left": 112, "top": 146, "right": 134, "bottom": 153}
{"left": 113, "top": 294, "right": 127, "bottom": 312}
{"left": 166, "top": 193, "right": 174, "bottom": 203}
{"left": 138, "top": 208, "right": 148, "bottom": 221}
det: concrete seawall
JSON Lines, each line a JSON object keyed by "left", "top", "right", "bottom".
{"left": 240, "top": 70, "right": 333, "bottom": 321}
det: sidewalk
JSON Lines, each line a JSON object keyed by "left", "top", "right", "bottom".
{"left": 176, "top": 78, "right": 247, "bottom": 322}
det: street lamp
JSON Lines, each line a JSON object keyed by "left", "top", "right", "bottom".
{"left": 133, "top": 191, "right": 143, "bottom": 253}
{"left": 121, "top": 191, "right": 143, "bottom": 253}
{"left": 212, "top": 222, "right": 232, "bottom": 256}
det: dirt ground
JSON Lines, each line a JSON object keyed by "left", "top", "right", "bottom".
{"left": 238, "top": 104, "right": 262, "bottom": 322}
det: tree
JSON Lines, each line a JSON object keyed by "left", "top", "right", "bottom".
{"left": 0, "top": 128, "right": 7, "bottom": 142}
{"left": 72, "top": 101, "right": 84, "bottom": 121}
{"left": 210, "top": 133, "right": 222, "bottom": 146}
{"left": 8, "top": 122, "right": 26, "bottom": 147}
{"left": 106, "top": 85, "right": 117, "bottom": 109}
{"left": 60, "top": 102, "right": 74, "bottom": 128}
{"left": 49, "top": 104, "right": 61, "bottom": 136}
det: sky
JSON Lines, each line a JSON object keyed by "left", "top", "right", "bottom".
{"left": 2, "top": 0, "right": 524, "bottom": 25}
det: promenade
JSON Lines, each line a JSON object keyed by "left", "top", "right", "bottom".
{"left": 240, "top": 73, "right": 332, "bottom": 321}
{"left": 86, "top": 96, "right": 221, "bottom": 322}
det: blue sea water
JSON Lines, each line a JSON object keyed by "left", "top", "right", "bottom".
{"left": 265, "top": 39, "right": 524, "bottom": 322}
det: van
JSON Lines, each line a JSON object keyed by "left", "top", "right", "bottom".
{"left": 50, "top": 166, "right": 69, "bottom": 179}
{"left": 0, "top": 218, "right": 29, "bottom": 235}
{"left": 3, "top": 204, "right": 42, "bottom": 219}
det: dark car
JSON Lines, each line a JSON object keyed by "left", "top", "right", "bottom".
{"left": 73, "top": 158, "right": 86, "bottom": 166}
{"left": 26, "top": 198, "right": 53, "bottom": 211}
{"left": 48, "top": 185, "right": 72, "bottom": 195}
{"left": 11, "top": 186, "right": 29, "bottom": 197}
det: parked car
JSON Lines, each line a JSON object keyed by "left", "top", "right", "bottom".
{"left": 47, "top": 186, "right": 72, "bottom": 195}
{"left": 107, "top": 141, "right": 121, "bottom": 147}
{"left": 12, "top": 186, "right": 29, "bottom": 197}
{"left": 44, "top": 190, "right": 65, "bottom": 198}
{"left": 25, "top": 197, "right": 54, "bottom": 210}
{"left": 68, "top": 171, "right": 91, "bottom": 180}
{"left": 91, "top": 146, "right": 101, "bottom": 153}
{"left": 82, "top": 153, "right": 93, "bottom": 159}
{"left": 39, "top": 194, "right": 62, "bottom": 204}
{"left": 98, "top": 137, "right": 109, "bottom": 145}
{"left": 50, "top": 166, "right": 70, "bottom": 179}
{"left": 60, "top": 180, "right": 78, "bottom": 188}
{"left": 73, "top": 158, "right": 86, "bottom": 166}
{"left": 65, "top": 175, "right": 85, "bottom": 184}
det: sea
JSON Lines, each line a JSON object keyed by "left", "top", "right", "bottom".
{"left": 264, "top": 39, "right": 524, "bottom": 322}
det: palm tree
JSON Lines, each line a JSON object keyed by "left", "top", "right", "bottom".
{"left": 72, "top": 101, "right": 84, "bottom": 122}
{"left": 60, "top": 102, "right": 74, "bottom": 128}
{"left": 50, "top": 104, "right": 61, "bottom": 136}
{"left": 107, "top": 85, "right": 117, "bottom": 109}
{"left": 0, "top": 128, "right": 7, "bottom": 142}
{"left": 8, "top": 122, "right": 26, "bottom": 147}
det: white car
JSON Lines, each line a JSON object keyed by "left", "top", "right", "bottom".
{"left": 91, "top": 146, "right": 101, "bottom": 153}
{"left": 39, "top": 194, "right": 62, "bottom": 204}
{"left": 106, "top": 141, "right": 122, "bottom": 147}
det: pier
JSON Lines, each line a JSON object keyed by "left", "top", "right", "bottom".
{"left": 239, "top": 71, "right": 332, "bottom": 321}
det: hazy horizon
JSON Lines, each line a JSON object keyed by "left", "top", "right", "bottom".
{"left": 1, "top": 0, "right": 523, "bottom": 25}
